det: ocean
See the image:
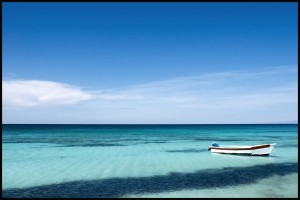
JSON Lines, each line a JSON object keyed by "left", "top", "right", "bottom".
{"left": 2, "top": 124, "right": 298, "bottom": 198}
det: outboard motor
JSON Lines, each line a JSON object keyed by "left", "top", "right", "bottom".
{"left": 212, "top": 142, "right": 219, "bottom": 147}
{"left": 208, "top": 141, "right": 219, "bottom": 150}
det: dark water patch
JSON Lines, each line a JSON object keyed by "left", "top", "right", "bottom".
{"left": 3, "top": 162, "right": 298, "bottom": 198}
{"left": 150, "top": 139, "right": 168, "bottom": 142}
{"left": 216, "top": 139, "right": 251, "bottom": 142}
{"left": 191, "top": 137, "right": 264, "bottom": 142}
{"left": 62, "top": 143, "right": 127, "bottom": 147}
{"left": 141, "top": 141, "right": 168, "bottom": 144}
{"left": 262, "top": 136, "right": 283, "bottom": 139}
{"left": 264, "top": 130, "right": 297, "bottom": 132}
{"left": 135, "top": 139, "right": 169, "bottom": 144}
{"left": 2, "top": 139, "right": 140, "bottom": 147}
{"left": 263, "top": 136, "right": 298, "bottom": 139}
{"left": 59, "top": 156, "right": 66, "bottom": 159}
{"left": 2, "top": 140, "right": 127, "bottom": 147}
{"left": 166, "top": 148, "right": 208, "bottom": 153}
{"left": 2, "top": 137, "right": 130, "bottom": 147}
{"left": 121, "top": 138, "right": 144, "bottom": 141}
{"left": 2, "top": 141, "right": 49, "bottom": 144}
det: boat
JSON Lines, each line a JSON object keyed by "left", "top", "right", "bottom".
{"left": 208, "top": 142, "right": 276, "bottom": 156}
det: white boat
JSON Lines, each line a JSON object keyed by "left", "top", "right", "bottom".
{"left": 208, "top": 142, "right": 276, "bottom": 156}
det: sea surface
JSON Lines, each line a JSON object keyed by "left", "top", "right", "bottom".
{"left": 2, "top": 124, "right": 298, "bottom": 198}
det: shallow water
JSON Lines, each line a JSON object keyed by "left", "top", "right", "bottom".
{"left": 2, "top": 124, "right": 298, "bottom": 198}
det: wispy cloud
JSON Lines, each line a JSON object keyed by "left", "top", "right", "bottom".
{"left": 2, "top": 66, "right": 298, "bottom": 123}
{"left": 3, "top": 80, "right": 93, "bottom": 107}
{"left": 90, "top": 65, "right": 297, "bottom": 108}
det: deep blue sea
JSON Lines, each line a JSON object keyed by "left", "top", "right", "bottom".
{"left": 2, "top": 124, "right": 298, "bottom": 198}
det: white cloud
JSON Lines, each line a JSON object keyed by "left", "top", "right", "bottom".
{"left": 2, "top": 66, "right": 298, "bottom": 123}
{"left": 3, "top": 80, "right": 93, "bottom": 107}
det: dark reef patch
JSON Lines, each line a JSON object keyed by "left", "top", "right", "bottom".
{"left": 3, "top": 162, "right": 298, "bottom": 198}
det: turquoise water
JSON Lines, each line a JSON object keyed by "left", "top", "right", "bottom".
{"left": 2, "top": 124, "right": 298, "bottom": 198}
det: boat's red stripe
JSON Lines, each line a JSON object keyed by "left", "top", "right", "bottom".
{"left": 209, "top": 144, "right": 270, "bottom": 150}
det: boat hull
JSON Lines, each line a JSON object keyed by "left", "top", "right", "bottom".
{"left": 208, "top": 143, "right": 276, "bottom": 156}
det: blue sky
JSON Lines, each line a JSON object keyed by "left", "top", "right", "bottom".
{"left": 2, "top": 2, "right": 298, "bottom": 124}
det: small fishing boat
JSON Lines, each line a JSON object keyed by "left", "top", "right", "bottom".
{"left": 208, "top": 142, "right": 276, "bottom": 156}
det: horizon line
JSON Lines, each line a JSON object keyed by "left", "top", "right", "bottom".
{"left": 2, "top": 123, "right": 298, "bottom": 125}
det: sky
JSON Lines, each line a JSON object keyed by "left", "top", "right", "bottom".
{"left": 2, "top": 2, "right": 298, "bottom": 124}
